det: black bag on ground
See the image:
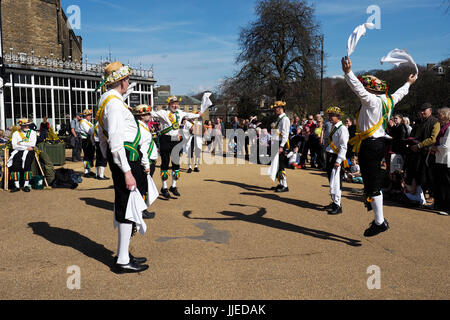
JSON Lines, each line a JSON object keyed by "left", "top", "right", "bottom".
{"left": 52, "top": 168, "right": 78, "bottom": 189}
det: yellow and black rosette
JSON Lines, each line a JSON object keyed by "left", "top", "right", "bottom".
{"left": 172, "top": 123, "right": 180, "bottom": 130}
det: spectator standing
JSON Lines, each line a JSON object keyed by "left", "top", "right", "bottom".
{"left": 70, "top": 113, "right": 82, "bottom": 162}
{"left": 430, "top": 107, "right": 450, "bottom": 215}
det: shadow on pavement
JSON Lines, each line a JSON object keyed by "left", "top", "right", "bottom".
{"left": 183, "top": 204, "right": 361, "bottom": 247}
{"left": 28, "top": 222, "right": 114, "bottom": 268}
{"left": 204, "top": 179, "right": 272, "bottom": 192}
{"left": 80, "top": 197, "right": 114, "bottom": 211}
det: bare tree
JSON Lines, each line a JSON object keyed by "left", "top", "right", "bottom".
{"left": 235, "top": 0, "right": 321, "bottom": 100}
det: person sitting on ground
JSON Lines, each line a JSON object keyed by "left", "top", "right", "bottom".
{"left": 346, "top": 156, "right": 363, "bottom": 183}
{"left": 287, "top": 146, "right": 301, "bottom": 169}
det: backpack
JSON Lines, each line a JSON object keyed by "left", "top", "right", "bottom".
{"left": 52, "top": 168, "right": 78, "bottom": 189}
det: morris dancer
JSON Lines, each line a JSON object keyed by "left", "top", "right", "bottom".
{"left": 271, "top": 101, "right": 291, "bottom": 193}
{"left": 342, "top": 56, "right": 417, "bottom": 236}
{"left": 324, "top": 107, "right": 349, "bottom": 215}
{"left": 8, "top": 119, "right": 37, "bottom": 193}
{"left": 150, "top": 96, "right": 202, "bottom": 198}
{"left": 80, "top": 109, "right": 96, "bottom": 178}
{"left": 97, "top": 61, "right": 149, "bottom": 273}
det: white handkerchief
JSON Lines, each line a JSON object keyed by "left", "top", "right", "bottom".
{"left": 200, "top": 92, "right": 213, "bottom": 114}
{"left": 381, "top": 48, "right": 419, "bottom": 74}
{"left": 146, "top": 174, "right": 159, "bottom": 206}
{"left": 347, "top": 23, "right": 374, "bottom": 57}
{"left": 267, "top": 153, "right": 279, "bottom": 182}
{"left": 122, "top": 82, "right": 137, "bottom": 101}
{"left": 329, "top": 167, "right": 341, "bottom": 196}
{"left": 125, "top": 189, "right": 148, "bottom": 235}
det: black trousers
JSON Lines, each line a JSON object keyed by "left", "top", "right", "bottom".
{"left": 160, "top": 135, "right": 181, "bottom": 172}
{"left": 72, "top": 135, "right": 82, "bottom": 161}
{"left": 432, "top": 163, "right": 450, "bottom": 212}
{"left": 107, "top": 149, "right": 146, "bottom": 224}
{"left": 10, "top": 150, "right": 35, "bottom": 181}
{"left": 358, "top": 138, "right": 385, "bottom": 197}
{"left": 81, "top": 138, "right": 95, "bottom": 166}
{"left": 95, "top": 142, "right": 108, "bottom": 167}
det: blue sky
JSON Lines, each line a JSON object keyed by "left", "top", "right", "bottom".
{"left": 61, "top": 0, "right": 450, "bottom": 95}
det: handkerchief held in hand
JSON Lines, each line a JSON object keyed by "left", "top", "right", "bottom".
{"left": 329, "top": 167, "right": 341, "bottom": 197}
{"left": 268, "top": 153, "right": 279, "bottom": 182}
{"left": 122, "top": 82, "right": 137, "bottom": 101}
{"left": 200, "top": 92, "right": 213, "bottom": 114}
{"left": 125, "top": 189, "right": 148, "bottom": 235}
{"left": 146, "top": 174, "right": 159, "bottom": 207}
{"left": 347, "top": 23, "right": 375, "bottom": 57}
{"left": 381, "top": 48, "right": 419, "bottom": 75}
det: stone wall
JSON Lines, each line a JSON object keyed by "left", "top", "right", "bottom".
{"left": 2, "top": 0, "right": 82, "bottom": 62}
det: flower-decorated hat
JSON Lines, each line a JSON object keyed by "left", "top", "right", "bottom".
{"left": 82, "top": 109, "right": 93, "bottom": 117}
{"left": 104, "top": 61, "right": 132, "bottom": 86}
{"left": 166, "top": 96, "right": 182, "bottom": 104}
{"left": 325, "top": 106, "right": 344, "bottom": 117}
{"left": 18, "top": 118, "right": 32, "bottom": 126}
{"left": 270, "top": 101, "right": 287, "bottom": 109}
{"left": 357, "top": 75, "right": 388, "bottom": 94}
{"left": 133, "top": 104, "right": 152, "bottom": 116}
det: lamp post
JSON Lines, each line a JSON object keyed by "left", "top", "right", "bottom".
{"left": 0, "top": 0, "right": 5, "bottom": 130}
{"left": 319, "top": 35, "right": 324, "bottom": 113}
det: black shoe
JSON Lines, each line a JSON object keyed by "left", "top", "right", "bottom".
{"left": 23, "top": 186, "right": 31, "bottom": 193}
{"left": 84, "top": 172, "right": 96, "bottom": 178}
{"left": 187, "top": 168, "right": 192, "bottom": 173}
{"left": 194, "top": 167, "right": 199, "bottom": 172}
{"left": 114, "top": 254, "right": 147, "bottom": 265}
{"left": 271, "top": 185, "right": 282, "bottom": 191}
{"left": 328, "top": 205, "right": 342, "bottom": 215}
{"left": 324, "top": 202, "right": 335, "bottom": 210}
{"left": 364, "top": 220, "right": 389, "bottom": 237}
{"left": 10, "top": 187, "right": 20, "bottom": 193}
{"left": 275, "top": 186, "right": 289, "bottom": 193}
{"left": 161, "top": 188, "right": 170, "bottom": 199}
{"left": 169, "top": 186, "right": 180, "bottom": 196}
{"left": 142, "top": 210, "right": 155, "bottom": 219}
{"left": 113, "top": 260, "right": 149, "bottom": 274}
{"left": 97, "top": 176, "right": 110, "bottom": 180}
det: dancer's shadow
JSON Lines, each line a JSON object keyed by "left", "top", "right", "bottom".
{"left": 240, "top": 192, "right": 324, "bottom": 212}
{"left": 80, "top": 197, "right": 114, "bottom": 211}
{"left": 78, "top": 186, "right": 114, "bottom": 191}
{"left": 204, "top": 179, "right": 271, "bottom": 192}
{"left": 28, "top": 222, "right": 114, "bottom": 268}
{"left": 183, "top": 205, "right": 361, "bottom": 247}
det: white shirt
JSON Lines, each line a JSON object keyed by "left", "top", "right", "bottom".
{"left": 277, "top": 113, "right": 291, "bottom": 148}
{"left": 12, "top": 130, "right": 37, "bottom": 151}
{"left": 138, "top": 120, "right": 158, "bottom": 170}
{"left": 151, "top": 109, "right": 200, "bottom": 138}
{"left": 98, "top": 89, "right": 138, "bottom": 173}
{"left": 287, "top": 151, "right": 299, "bottom": 164}
{"left": 325, "top": 121, "right": 349, "bottom": 164}
{"left": 345, "top": 71, "right": 410, "bottom": 138}
{"left": 435, "top": 127, "right": 450, "bottom": 168}
{"left": 79, "top": 118, "right": 93, "bottom": 139}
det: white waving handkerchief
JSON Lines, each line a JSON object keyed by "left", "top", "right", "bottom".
{"left": 347, "top": 23, "right": 374, "bottom": 57}
{"left": 381, "top": 48, "right": 418, "bottom": 75}
{"left": 200, "top": 92, "right": 213, "bottom": 114}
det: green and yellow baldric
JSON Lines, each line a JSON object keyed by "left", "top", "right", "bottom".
{"left": 349, "top": 94, "right": 394, "bottom": 153}
{"left": 97, "top": 94, "right": 141, "bottom": 162}
{"left": 18, "top": 130, "right": 31, "bottom": 143}
{"left": 80, "top": 120, "right": 93, "bottom": 138}
{"left": 160, "top": 111, "right": 180, "bottom": 135}
{"left": 328, "top": 124, "right": 344, "bottom": 154}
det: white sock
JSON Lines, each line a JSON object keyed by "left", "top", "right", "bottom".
{"left": 117, "top": 223, "right": 132, "bottom": 265}
{"left": 372, "top": 194, "right": 384, "bottom": 225}
{"left": 24, "top": 181, "right": 30, "bottom": 187}
{"left": 172, "top": 179, "right": 177, "bottom": 188}
{"left": 162, "top": 180, "right": 168, "bottom": 189}
{"left": 99, "top": 167, "right": 105, "bottom": 178}
{"left": 281, "top": 178, "right": 287, "bottom": 188}
{"left": 15, "top": 181, "right": 20, "bottom": 188}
